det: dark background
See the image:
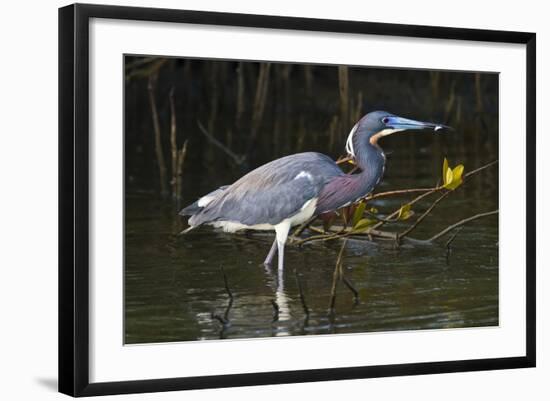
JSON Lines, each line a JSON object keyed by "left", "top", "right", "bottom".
{"left": 124, "top": 56, "right": 499, "bottom": 343}
{"left": 124, "top": 56, "right": 498, "bottom": 200}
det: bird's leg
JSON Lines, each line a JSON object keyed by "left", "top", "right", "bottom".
{"left": 277, "top": 240, "right": 285, "bottom": 271}
{"left": 263, "top": 239, "right": 278, "bottom": 266}
{"left": 274, "top": 222, "right": 291, "bottom": 271}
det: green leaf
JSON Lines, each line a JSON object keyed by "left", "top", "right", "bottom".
{"left": 445, "top": 164, "right": 464, "bottom": 190}
{"left": 445, "top": 167, "right": 453, "bottom": 186}
{"left": 442, "top": 158, "right": 449, "bottom": 185}
{"left": 352, "top": 202, "right": 367, "bottom": 227}
{"left": 353, "top": 218, "right": 376, "bottom": 232}
{"left": 397, "top": 204, "right": 414, "bottom": 221}
{"left": 442, "top": 157, "right": 466, "bottom": 190}
{"left": 453, "top": 164, "right": 464, "bottom": 181}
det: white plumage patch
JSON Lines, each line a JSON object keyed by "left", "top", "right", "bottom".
{"left": 294, "top": 171, "right": 313, "bottom": 182}
{"left": 345, "top": 123, "right": 358, "bottom": 157}
{"left": 197, "top": 195, "right": 215, "bottom": 207}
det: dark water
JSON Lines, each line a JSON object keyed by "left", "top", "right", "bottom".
{"left": 124, "top": 150, "right": 499, "bottom": 344}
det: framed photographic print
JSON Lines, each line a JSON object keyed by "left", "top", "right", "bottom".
{"left": 58, "top": 3, "right": 536, "bottom": 397}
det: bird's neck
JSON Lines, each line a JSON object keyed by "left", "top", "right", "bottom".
{"left": 352, "top": 141, "right": 386, "bottom": 193}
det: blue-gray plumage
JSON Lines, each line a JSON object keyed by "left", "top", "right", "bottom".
{"left": 180, "top": 111, "right": 449, "bottom": 270}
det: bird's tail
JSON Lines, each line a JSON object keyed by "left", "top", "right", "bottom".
{"left": 178, "top": 225, "right": 197, "bottom": 236}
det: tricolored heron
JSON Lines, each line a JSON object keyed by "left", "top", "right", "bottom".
{"left": 180, "top": 111, "right": 447, "bottom": 270}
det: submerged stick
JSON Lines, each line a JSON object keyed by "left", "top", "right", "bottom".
{"left": 445, "top": 226, "right": 464, "bottom": 264}
{"left": 342, "top": 276, "right": 359, "bottom": 306}
{"left": 211, "top": 266, "right": 234, "bottom": 328}
{"left": 271, "top": 300, "right": 279, "bottom": 322}
{"left": 210, "top": 312, "right": 229, "bottom": 326}
{"left": 221, "top": 265, "right": 234, "bottom": 300}
{"left": 328, "top": 239, "right": 347, "bottom": 313}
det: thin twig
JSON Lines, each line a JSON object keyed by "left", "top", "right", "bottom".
{"left": 366, "top": 187, "right": 439, "bottom": 201}
{"left": 428, "top": 210, "right": 499, "bottom": 242}
{"left": 221, "top": 265, "right": 233, "bottom": 300}
{"left": 292, "top": 216, "right": 317, "bottom": 237}
{"left": 197, "top": 121, "right": 246, "bottom": 165}
{"left": 336, "top": 155, "right": 353, "bottom": 165}
{"left": 446, "top": 226, "right": 464, "bottom": 248}
{"left": 398, "top": 190, "right": 452, "bottom": 239}
{"left": 291, "top": 160, "right": 499, "bottom": 246}
{"left": 342, "top": 276, "right": 359, "bottom": 305}
{"left": 293, "top": 232, "right": 342, "bottom": 246}
{"left": 464, "top": 159, "right": 498, "bottom": 179}
{"left": 371, "top": 189, "right": 438, "bottom": 231}
{"left": 175, "top": 140, "right": 188, "bottom": 207}
{"left": 125, "top": 58, "right": 166, "bottom": 81}
{"left": 445, "top": 226, "right": 464, "bottom": 264}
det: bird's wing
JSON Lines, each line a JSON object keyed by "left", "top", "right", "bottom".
{"left": 179, "top": 185, "right": 229, "bottom": 216}
{"left": 188, "top": 152, "right": 343, "bottom": 227}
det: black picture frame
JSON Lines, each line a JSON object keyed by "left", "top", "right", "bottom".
{"left": 59, "top": 3, "right": 536, "bottom": 397}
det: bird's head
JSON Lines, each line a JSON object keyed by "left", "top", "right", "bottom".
{"left": 345, "top": 111, "right": 451, "bottom": 157}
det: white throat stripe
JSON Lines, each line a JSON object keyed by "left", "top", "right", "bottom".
{"left": 345, "top": 123, "right": 358, "bottom": 157}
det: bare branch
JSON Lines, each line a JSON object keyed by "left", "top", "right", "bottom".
{"left": 197, "top": 120, "right": 246, "bottom": 166}
{"left": 398, "top": 190, "right": 452, "bottom": 239}
{"left": 290, "top": 159, "right": 499, "bottom": 246}
{"left": 427, "top": 210, "right": 499, "bottom": 242}
{"left": 464, "top": 160, "right": 498, "bottom": 179}
{"left": 366, "top": 187, "right": 439, "bottom": 201}
{"left": 221, "top": 265, "right": 234, "bottom": 301}
{"left": 175, "top": 140, "right": 188, "bottom": 207}
{"left": 342, "top": 276, "right": 359, "bottom": 305}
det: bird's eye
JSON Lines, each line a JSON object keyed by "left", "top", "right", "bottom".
{"left": 382, "top": 117, "right": 390, "bottom": 124}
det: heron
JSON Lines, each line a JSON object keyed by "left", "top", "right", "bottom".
{"left": 180, "top": 111, "right": 448, "bottom": 271}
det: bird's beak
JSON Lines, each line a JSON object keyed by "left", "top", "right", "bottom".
{"left": 385, "top": 116, "right": 451, "bottom": 132}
